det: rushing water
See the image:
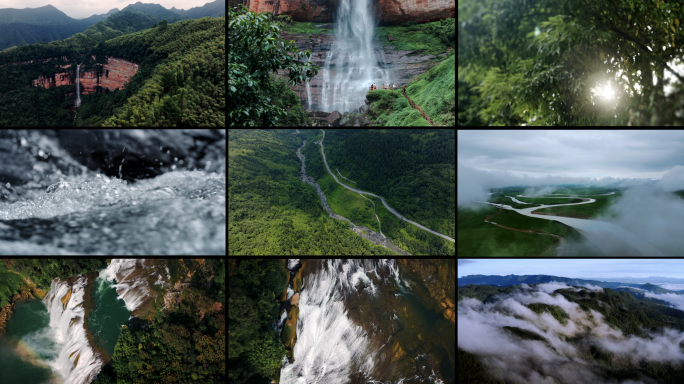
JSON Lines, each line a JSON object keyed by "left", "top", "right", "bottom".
{"left": 319, "top": 0, "right": 390, "bottom": 113}
{"left": 279, "top": 259, "right": 453, "bottom": 384}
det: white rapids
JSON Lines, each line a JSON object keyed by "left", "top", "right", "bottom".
{"left": 43, "top": 276, "right": 104, "bottom": 384}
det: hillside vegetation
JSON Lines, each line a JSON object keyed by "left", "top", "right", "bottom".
{"left": 0, "top": 13, "right": 224, "bottom": 127}
{"left": 302, "top": 129, "right": 455, "bottom": 255}
{"left": 365, "top": 55, "right": 455, "bottom": 126}
{"left": 228, "top": 129, "right": 395, "bottom": 255}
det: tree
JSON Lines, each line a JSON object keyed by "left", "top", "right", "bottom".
{"left": 245, "top": 329, "right": 286, "bottom": 377}
{"left": 458, "top": 0, "right": 684, "bottom": 126}
{"left": 228, "top": 4, "right": 319, "bottom": 126}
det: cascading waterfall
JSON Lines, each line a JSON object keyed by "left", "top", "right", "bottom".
{"left": 279, "top": 259, "right": 450, "bottom": 384}
{"left": 320, "top": 0, "right": 390, "bottom": 113}
{"left": 75, "top": 63, "right": 82, "bottom": 107}
{"left": 73, "top": 62, "right": 83, "bottom": 126}
{"left": 99, "top": 259, "right": 171, "bottom": 313}
{"left": 43, "top": 276, "right": 104, "bottom": 384}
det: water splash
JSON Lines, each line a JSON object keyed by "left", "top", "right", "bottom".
{"left": 0, "top": 171, "right": 225, "bottom": 255}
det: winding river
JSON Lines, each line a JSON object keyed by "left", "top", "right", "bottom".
{"left": 478, "top": 193, "right": 665, "bottom": 256}
{"left": 317, "top": 129, "right": 455, "bottom": 243}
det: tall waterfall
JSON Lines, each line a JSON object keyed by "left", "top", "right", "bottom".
{"left": 43, "top": 276, "right": 104, "bottom": 384}
{"left": 319, "top": 0, "right": 390, "bottom": 113}
{"left": 75, "top": 63, "right": 82, "bottom": 107}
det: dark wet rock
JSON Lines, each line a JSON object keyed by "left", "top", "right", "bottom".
{"left": 0, "top": 130, "right": 225, "bottom": 186}
{"left": 326, "top": 110, "right": 342, "bottom": 126}
{"left": 54, "top": 129, "right": 225, "bottom": 183}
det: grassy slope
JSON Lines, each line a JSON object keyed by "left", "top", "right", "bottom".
{"left": 318, "top": 172, "right": 380, "bottom": 233}
{"left": 365, "top": 55, "right": 455, "bottom": 126}
{"left": 458, "top": 205, "right": 556, "bottom": 256}
{"left": 375, "top": 19, "right": 454, "bottom": 58}
{"left": 305, "top": 129, "right": 455, "bottom": 256}
{"left": 228, "top": 129, "right": 394, "bottom": 256}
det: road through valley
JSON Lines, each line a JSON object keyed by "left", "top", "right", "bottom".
{"left": 318, "top": 129, "right": 455, "bottom": 243}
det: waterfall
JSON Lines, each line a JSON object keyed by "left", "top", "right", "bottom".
{"left": 43, "top": 276, "right": 104, "bottom": 384}
{"left": 319, "top": 0, "right": 388, "bottom": 113}
{"left": 75, "top": 63, "right": 82, "bottom": 107}
{"left": 99, "top": 259, "right": 170, "bottom": 313}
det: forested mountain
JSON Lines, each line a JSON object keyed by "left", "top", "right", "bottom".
{"left": 0, "top": 5, "right": 118, "bottom": 51}
{"left": 170, "top": 0, "right": 225, "bottom": 19}
{"left": 302, "top": 129, "right": 455, "bottom": 254}
{"left": 0, "top": 8, "right": 225, "bottom": 127}
{"left": 458, "top": 274, "right": 643, "bottom": 289}
{"left": 122, "top": 1, "right": 187, "bottom": 24}
{"left": 459, "top": 283, "right": 684, "bottom": 384}
{"left": 228, "top": 129, "right": 395, "bottom": 255}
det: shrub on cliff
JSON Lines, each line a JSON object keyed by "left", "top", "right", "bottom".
{"left": 229, "top": 4, "right": 319, "bottom": 126}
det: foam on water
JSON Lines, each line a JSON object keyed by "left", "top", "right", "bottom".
{"left": 0, "top": 171, "right": 225, "bottom": 254}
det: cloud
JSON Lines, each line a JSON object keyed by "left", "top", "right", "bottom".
{"left": 597, "top": 186, "right": 684, "bottom": 256}
{"left": 458, "top": 259, "right": 477, "bottom": 266}
{"left": 656, "top": 165, "right": 684, "bottom": 192}
{"left": 458, "top": 283, "right": 684, "bottom": 384}
{"left": 643, "top": 292, "right": 684, "bottom": 311}
{"left": 456, "top": 162, "right": 657, "bottom": 206}
{"left": 579, "top": 283, "right": 604, "bottom": 292}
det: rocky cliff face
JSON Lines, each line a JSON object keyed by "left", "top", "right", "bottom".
{"left": 237, "top": 0, "right": 454, "bottom": 25}
{"left": 275, "top": 30, "right": 445, "bottom": 111}
{"left": 397, "top": 259, "right": 455, "bottom": 323}
{"left": 32, "top": 57, "right": 140, "bottom": 94}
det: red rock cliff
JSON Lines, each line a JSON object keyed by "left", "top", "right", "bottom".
{"left": 32, "top": 57, "right": 139, "bottom": 94}
{"left": 237, "top": 0, "right": 454, "bottom": 24}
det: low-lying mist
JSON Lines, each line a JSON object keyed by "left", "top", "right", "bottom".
{"left": 458, "top": 283, "right": 684, "bottom": 384}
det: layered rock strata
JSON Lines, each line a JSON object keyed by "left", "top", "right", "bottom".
{"left": 237, "top": 0, "right": 455, "bottom": 25}
{"left": 32, "top": 57, "right": 139, "bottom": 94}
{"left": 276, "top": 30, "right": 444, "bottom": 112}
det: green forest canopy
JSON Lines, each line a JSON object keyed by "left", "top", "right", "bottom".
{"left": 459, "top": 0, "right": 684, "bottom": 126}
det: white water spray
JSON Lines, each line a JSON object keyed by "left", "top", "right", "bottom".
{"left": 319, "top": 0, "right": 390, "bottom": 113}
{"left": 43, "top": 276, "right": 103, "bottom": 384}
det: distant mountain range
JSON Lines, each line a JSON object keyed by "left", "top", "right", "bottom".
{"left": 0, "top": 1, "right": 224, "bottom": 51}
{"left": 458, "top": 274, "right": 684, "bottom": 294}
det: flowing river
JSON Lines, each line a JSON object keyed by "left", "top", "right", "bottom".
{"left": 478, "top": 193, "right": 665, "bottom": 256}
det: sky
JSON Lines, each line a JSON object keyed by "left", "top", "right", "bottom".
{"left": 2, "top": 0, "right": 213, "bottom": 19}
{"left": 458, "top": 259, "right": 684, "bottom": 280}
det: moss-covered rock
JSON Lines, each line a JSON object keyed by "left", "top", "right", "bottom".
{"left": 281, "top": 305, "right": 299, "bottom": 352}
{"left": 293, "top": 268, "right": 303, "bottom": 292}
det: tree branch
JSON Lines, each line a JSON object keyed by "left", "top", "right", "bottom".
{"left": 606, "top": 24, "right": 684, "bottom": 83}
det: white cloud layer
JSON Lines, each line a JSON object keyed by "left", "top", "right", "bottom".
{"left": 458, "top": 283, "right": 684, "bottom": 384}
